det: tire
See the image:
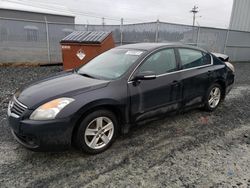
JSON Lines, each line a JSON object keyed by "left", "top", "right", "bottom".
{"left": 74, "top": 109, "right": 118, "bottom": 154}
{"left": 204, "top": 83, "right": 222, "bottom": 112}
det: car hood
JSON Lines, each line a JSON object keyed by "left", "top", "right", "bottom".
{"left": 16, "top": 71, "right": 110, "bottom": 108}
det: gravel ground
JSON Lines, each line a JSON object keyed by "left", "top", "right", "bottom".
{"left": 0, "top": 63, "right": 250, "bottom": 187}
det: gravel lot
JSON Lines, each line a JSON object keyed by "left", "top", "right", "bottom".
{"left": 0, "top": 63, "right": 250, "bottom": 187}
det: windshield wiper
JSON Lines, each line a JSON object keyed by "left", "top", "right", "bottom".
{"left": 78, "top": 72, "right": 97, "bottom": 79}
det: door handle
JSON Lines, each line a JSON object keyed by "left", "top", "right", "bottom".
{"left": 207, "top": 71, "right": 212, "bottom": 76}
{"left": 172, "top": 80, "right": 180, "bottom": 86}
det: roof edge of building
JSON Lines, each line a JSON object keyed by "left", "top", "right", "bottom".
{"left": 0, "top": 1, "right": 75, "bottom": 18}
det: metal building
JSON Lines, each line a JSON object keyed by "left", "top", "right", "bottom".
{"left": 0, "top": 1, "right": 75, "bottom": 64}
{"left": 0, "top": 1, "right": 75, "bottom": 23}
{"left": 229, "top": 0, "right": 250, "bottom": 32}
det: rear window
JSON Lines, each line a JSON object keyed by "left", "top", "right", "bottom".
{"left": 179, "top": 48, "right": 211, "bottom": 69}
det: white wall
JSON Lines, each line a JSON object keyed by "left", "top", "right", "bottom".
{"left": 229, "top": 0, "right": 250, "bottom": 32}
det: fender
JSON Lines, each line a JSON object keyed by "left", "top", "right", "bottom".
{"left": 72, "top": 98, "right": 128, "bottom": 126}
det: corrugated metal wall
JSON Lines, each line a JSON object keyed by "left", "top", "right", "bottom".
{"left": 229, "top": 0, "right": 250, "bottom": 32}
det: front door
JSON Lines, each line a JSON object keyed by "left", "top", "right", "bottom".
{"left": 128, "top": 48, "right": 182, "bottom": 122}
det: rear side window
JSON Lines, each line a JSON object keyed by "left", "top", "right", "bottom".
{"left": 179, "top": 48, "right": 211, "bottom": 69}
{"left": 139, "top": 48, "right": 177, "bottom": 75}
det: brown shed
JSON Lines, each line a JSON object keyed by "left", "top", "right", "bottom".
{"left": 60, "top": 31, "right": 115, "bottom": 70}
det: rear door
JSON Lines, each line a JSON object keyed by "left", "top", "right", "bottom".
{"left": 128, "top": 48, "right": 182, "bottom": 122}
{"left": 177, "top": 48, "right": 213, "bottom": 107}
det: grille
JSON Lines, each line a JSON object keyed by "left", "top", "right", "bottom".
{"left": 10, "top": 97, "right": 27, "bottom": 117}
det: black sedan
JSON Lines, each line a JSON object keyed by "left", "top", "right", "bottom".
{"left": 7, "top": 43, "right": 235, "bottom": 154}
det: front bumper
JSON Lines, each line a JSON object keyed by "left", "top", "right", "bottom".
{"left": 8, "top": 114, "right": 74, "bottom": 151}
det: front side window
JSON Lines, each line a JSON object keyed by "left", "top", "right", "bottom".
{"left": 179, "top": 48, "right": 211, "bottom": 69}
{"left": 138, "top": 48, "right": 177, "bottom": 75}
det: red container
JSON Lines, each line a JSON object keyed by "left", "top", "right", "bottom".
{"left": 60, "top": 31, "right": 115, "bottom": 70}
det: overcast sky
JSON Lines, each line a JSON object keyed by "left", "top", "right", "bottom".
{"left": 15, "top": 0, "right": 234, "bottom": 28}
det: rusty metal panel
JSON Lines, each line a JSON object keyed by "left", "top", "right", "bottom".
{"left": 61, "top": 31, "right": 115, "bottom": 70}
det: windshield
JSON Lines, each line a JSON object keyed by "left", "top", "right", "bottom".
{"left": 77, "top": 49, "right": 144, "bottom": 80}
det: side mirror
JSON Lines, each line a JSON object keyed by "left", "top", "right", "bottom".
{"left": 133, "top": 71, "right": 157, "bottom": 81}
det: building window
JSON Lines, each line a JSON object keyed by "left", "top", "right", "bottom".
{"left": 24, "top": 25, "right": 38, "bottom": 41}
{"left": 0, "top": 27, "right": 8, "bottom": 41}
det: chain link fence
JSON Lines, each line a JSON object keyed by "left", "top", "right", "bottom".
{"left": 0, "top": 17, "right": 250, "bottom": 63}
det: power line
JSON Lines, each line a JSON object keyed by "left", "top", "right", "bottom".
{"left": 5, "top": 0, "right": 147, "bottom": 23}
{"left": 5, "top": 0, "right": 119, "bottom": 21}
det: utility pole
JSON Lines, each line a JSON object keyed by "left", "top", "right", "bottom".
{"left": 102, "top": 17, "right": 105, "bottom": 26}
{"left": 155, "top": 19, "right": 160, "bottom": 43}
{"left": 120, "top": 18, "right": 124, "bottom": 45}
{"left": 190, "top": 5, "right": 199, "bottom": 26}
{"left": 102, "top": 17, "right": 105, "bottom": 31}
{"left": 44, "top": 16, "right": 51, "bottom": 64}
{"left": 85, "top": 20, "right": 89, "bottom": 31}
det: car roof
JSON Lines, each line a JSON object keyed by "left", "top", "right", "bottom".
{"left": 116, "top": 42, "right": 207, "bottom": 52}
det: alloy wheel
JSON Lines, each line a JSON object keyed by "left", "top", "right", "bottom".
{"left": 84, "top": 117, "right": 114, "bottom": 150}
{"left": 208, "top": 87, "right": 221, "bottom": 108}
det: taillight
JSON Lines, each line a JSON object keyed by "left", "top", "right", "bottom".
{"left": 225, "top": 62, "right": 235, "bottom": 73}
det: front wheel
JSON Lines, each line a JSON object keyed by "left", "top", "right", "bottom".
{"left": 74, "top": 110, "right": 118, "bottom": 154}
{"left": 204, "top": 84, "right": 222, "bottom": 111}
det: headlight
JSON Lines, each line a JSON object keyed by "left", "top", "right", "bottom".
{"left": 30, "top": 98, "right": 74, "bottom": 120}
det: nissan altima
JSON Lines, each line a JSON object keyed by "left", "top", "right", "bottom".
{"left": 7, "top": 43, "right": 235, "bottom": 154}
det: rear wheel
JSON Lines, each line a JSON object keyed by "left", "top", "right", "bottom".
{"left": 204, "top": 84, "right": 222, "bottom": 111}
{"left": 74, "top": 110, "right": 118, "bottom": 154}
